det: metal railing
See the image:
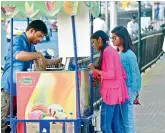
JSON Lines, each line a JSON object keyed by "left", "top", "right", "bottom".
{"left": 78, "top": 29, "right": 164, "bottom": 73}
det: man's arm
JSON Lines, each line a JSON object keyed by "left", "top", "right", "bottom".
{"left": 13, "top": 36, "right": 42, "bottom": 61}
{"left": 15, "top": 51, "right": 42, "bottom": 61}
{"left": 32, "top": 46, "right": 61, "bottom": 66}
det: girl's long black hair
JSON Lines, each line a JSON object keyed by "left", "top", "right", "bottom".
{"left": 111, "top": 26, "right": 135, "bottom": 52}
{"left": 91, "top": 30, "right": 109, "bottom": 70}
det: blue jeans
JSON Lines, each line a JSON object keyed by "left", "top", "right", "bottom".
{"left": 101, "top": 102, "right": 121, "bottom": 133}
{"left": 120, "top": 89, "right": 137, "bottom": 133}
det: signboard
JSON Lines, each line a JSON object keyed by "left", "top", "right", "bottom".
{"left": 17, "top": 71, "right": 90, "bottom": 133}
{"left": 1, "top": 1, "right": 99, "bottom": 19}
{"left": 57, "top": 2, "right": 90, "bottom": 57}
{"left": 141, "top": 17, "right": 151, "bottom": 30}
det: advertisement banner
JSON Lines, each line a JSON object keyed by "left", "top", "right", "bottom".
{"left": 17, "top": 71, "right": 90, "bottom": 133}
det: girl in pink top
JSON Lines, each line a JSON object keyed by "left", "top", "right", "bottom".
{"left": 88, "top": 30, "right": 128, "bottom": 133}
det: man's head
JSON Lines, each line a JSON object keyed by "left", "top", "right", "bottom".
{"left": 26, "top": 20, "right": 48, "bottom": 44}
{"left": 131, "top": 15, "right": 136, "bottom": 23}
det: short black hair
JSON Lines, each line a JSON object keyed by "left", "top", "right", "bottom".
{"left": 26, "top": 20, "right": 48, "bottom": 35}
{"left": 132, "top": 15, "right": 136, "bottom": 19}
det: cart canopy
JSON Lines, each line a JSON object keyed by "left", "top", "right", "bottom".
{"left": 1, "top": 1, "right": 100, "bottom": 19}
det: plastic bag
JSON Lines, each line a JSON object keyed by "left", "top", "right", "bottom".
{"left": 34, "top": 58, "right": 47, "bottom": 71}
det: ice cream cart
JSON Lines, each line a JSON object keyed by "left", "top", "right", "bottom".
{"left": 1, "top": 1, "right": 101, "bottom": 133}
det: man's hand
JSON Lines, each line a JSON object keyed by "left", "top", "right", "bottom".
{"left": 35, "top": 52, "right": 45, "bottom": 59}
{"left": 34, "top": 56, "right": 48, "bottom": 71}
{"left": 36, "top": 57, "right": 47, "bottom": 66}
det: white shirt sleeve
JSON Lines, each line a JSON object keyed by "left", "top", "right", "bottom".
{"left": 127, "top": 22, "right": 132, "bottom": 34}
{"left": 135, "top": 23, "right": 138, "bottom": 31}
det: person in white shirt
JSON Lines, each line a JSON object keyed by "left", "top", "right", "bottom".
{"left": 127, "top": 16, "right": 138, "bottom": 40}
{"left": 159, "top": 3, "right": 164, "bottom": 21}
{"left": 93, "top": 14, "right": 107, "bottom": 33}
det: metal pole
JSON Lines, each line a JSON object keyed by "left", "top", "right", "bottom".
{"left": 90, "top": 15, "right": 94, "bottom": 63}
{"left": 100, "top": 1, "right": 102, "bottom": 15}
{"left": 105, "top": 1, "right": 108, "bottom": 33}
{"left": 152, "top": 2, "right": 155, "bottom": 20}
{"left": 138, "top": 1, "right": 142, "bottom": 69}
{"left": 27, "top": 17, "right": 30, "bottom": 25}
{"left": 71, "top": 16, "right": 81, "bottom": 119}
{"left": 24, "top": 122, "right": 27, "bottom": 133}
{"left": 10, "top": 17, "right": 14, "bottom": 130}
{"left": 110, "top": 1, "right": 118, "bottom": 33}
{"left": 63, "top": 122, "right": 66, "bottom": 133}
{"left": 27, "top": 17, "right": 32, "bottom": 70}
{"left": 90, "top": 15, "right": 94, "bottom": 115}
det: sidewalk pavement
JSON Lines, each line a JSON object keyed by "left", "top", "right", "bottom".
{"left": 135, "top": 54, "right": 165, "bottom": 133}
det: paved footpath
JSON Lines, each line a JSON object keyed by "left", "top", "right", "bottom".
{"left": 135, "top": 54, "right": 165, "bottom": 133}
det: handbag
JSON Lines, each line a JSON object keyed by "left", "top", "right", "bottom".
{"left": 133, "top": 94, "right": 141, "bottom": 105}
